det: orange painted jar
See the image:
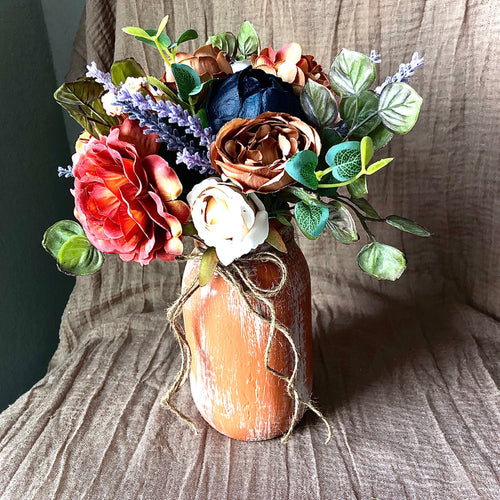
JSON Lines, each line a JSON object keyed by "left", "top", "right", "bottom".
{"left": 182, "top": 227, "right": 313, "bottom": 441}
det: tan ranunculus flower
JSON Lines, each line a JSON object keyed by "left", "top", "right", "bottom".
{"left": 164, "top": 44, "right": 233, "bottom": 83}
{"left": 210, "top": 111, "right": 321, "bottom": 193}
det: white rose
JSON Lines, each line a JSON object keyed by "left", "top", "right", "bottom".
{"left": 187, "top": 178, "right": 269, "bottom": 266}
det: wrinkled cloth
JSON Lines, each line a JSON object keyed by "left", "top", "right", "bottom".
{"left": 1, "top": 0, "right": 499, "bottom": 498}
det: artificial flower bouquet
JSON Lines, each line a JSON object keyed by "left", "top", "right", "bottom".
{"left": 42, "top": 16, "right": 429, "bottom": 442}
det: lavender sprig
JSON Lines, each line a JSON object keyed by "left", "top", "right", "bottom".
{"left": 58, "top": 165, "right": 74, "bottom": 178}
{"left": 375, "top": 52, "right": 424, "bottom": 94}
{"left": 86, "top": 61, "right": 117, "bottom": 93}
{"left": 369, "top": 50, "right": 381, "bottom": 64}
{"left": 114, "top": 88, "right": 214, "bottom": 174}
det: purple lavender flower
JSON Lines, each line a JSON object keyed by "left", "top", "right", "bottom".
{"left": 369, "top": 50, "right": 381, "bottom": 64}
{"left": 375, "top": 52, "right": 424, "bottom": 94}
{"left": 86, "top": 62, "right": 117, "bottom": 93}
{"left": 114, "top": 87, "right": 215, "bottom": 175}
{"left": 57, "top": 165, "right": 74, "bottom": 178}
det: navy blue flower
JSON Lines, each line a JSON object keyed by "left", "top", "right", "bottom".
{"left": 206, "top": 67, "right": 304, "bottom": 133}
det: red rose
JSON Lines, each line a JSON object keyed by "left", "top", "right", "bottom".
{"left": 73, "top": 119, "right": 189, "bottom": 264}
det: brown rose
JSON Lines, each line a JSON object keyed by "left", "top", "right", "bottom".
{"left": 164, "top": 44, "right": 233, "bottom": 83}
{"left": 210, "top": 111, "right": 321, "bottom": 193}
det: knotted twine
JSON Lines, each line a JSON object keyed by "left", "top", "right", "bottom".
{"left": 160, "top": 250, "right": 332, "bottom": 444}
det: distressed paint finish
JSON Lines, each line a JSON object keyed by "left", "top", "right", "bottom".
{"left": 182, "top": 232, "right": 313, "bottom": 441}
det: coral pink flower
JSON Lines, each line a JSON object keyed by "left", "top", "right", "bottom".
{"left": 251, "top": 43, "right": 330, "bottom": 93}
{"left": 73, "top": 119, "right": 189, "bottom": 264}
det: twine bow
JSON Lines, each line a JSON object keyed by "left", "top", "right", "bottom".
{"left": 160, "top": 251, "right": 332, "bottom": 444}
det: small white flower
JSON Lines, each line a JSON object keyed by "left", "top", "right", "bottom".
{"left": 101, "top": 91, "right": 124, "bottom": 116}
{"left": 231, "top": 59, "right": 252, "bottom": 73}
{"left": 187, "top": 178, "right": 269, "bottom": 266}
{"left": 122, "top": 76, "right": 149, "bottom": 93}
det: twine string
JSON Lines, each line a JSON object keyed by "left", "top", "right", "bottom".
{"left": 160, "top": 251, "right": 332, "bottom": 444}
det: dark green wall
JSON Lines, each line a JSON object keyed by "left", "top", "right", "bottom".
{"left": 0, "top": 1, "right": 76, "bottom": 410}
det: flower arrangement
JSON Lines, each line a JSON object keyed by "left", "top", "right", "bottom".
{"left": 44, "top": 16, "right": 428, "bottom": 281}
{"left": 42, "top": 16, "right": 429, "bottom": 442}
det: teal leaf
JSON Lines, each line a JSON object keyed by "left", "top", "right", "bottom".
{"left": 189, "top": 78, "right": 215, "bottom": 96}
{"left": 300, "top": 79, "right": 338, "bottom": 128}
{"left": 326, "top": 202, "right": 359, "bottom": 244}
{"left": 385, "top": 215, "right": 431, "bottom": 237}
{"left": 43, "top": 220, "right": 104, "bottom": 276}
{"left": 110, "top": 58, "right": 146, "bottom": 86}
{"left": 294, "top": 201, "right": 329, "bottom": 240}
{"left": 134, "top": 30, "right": 171, "bottom": 50}
{"left": 325, "top": 141, "right": 362, "bottom": 182}
{"left": 171, "top": 63, "right": 201, "bottom": 101}
{"left": 378, "top": 82, "right": 423, "bottom": 134}
{"left": 340, "top": 91, "right": 381, "bottom": 137}
{"left": 357, "top": 242, "right": 407, "bottom": 280}
{"left": 237, "top": 21, "right": 259, "bottom": 56}
{"left": 347, "top": 176, "right": 368, "bottom": 198}
{"left": 328, "top": 49, "right": 376, "bottom": 96}
{"left": 285, "top": 150, "right": 319, "bottom": 189}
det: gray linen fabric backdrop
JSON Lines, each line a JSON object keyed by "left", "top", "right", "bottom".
{"left": 1, "top": 0, "right": 499, "bottom": 498}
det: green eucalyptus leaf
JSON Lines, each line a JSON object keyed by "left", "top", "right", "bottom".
{"left": 294, "top": 201, "right": 329, "bottom": 240}
{"left": 171, "top": 63, "right": 201, "bottom": 101}
{"left": 351, "top": 197, "right": 380, "bottom": 218}
{"left": 237, "top": 21, "right": 259, "bottom": 56}
{"left": 57, "top": 236, "right": 105, "bottom": 276}
{"left": 385, "top": 215, "right": 431, "bottom": 237}
{"left": 155, "top": 15, "right": 169, "bottom": 38}
{"left": 42, "top": 220, "right": 85, "bottom": 259}
{"left": 285, "top": 150, "right": 319, "bottom": 189}
{"left": 146, "top": 76, "right": 180, "bottom": 102}
{"left": 340, "top": 91, "right": 381, "bottom": 137}
{"left": 208, "top": 32, "right": 237, "bottom": 58}
{"left": 326, "top": 202, "right": 359, "bottom": 244}
{"left": 325, "top": 141, "right": 362, "bottom": 182}
{"left": 378, "top": 82, "right": 423, "bottom": 134}
{"left": 182, "top": 221, "right": 197, "bottom": 236}
{"left": 329, "top": 49, "right": 376, "bottom": 96}
{"left": 196, "top": 107, "right": 209, "bottom": 128}
{"left": 122, "top": 26, "right": 152, "bottom": 38}
{"left": 110, "top": 58, "right": 146, "bottom": 86}
{"left": 360, "top": 136, "right": 374, "bottom": 168}
{"left": 135, "top": 30, "right": 171, "bottom": 49}
{"left": 357, "top": 242, "right": 407, "bottom": 280}
{"left": 189, "top": 78, "right": 215, "bottom": 96}
{"left": 368, "top": 123, "right": 394, "bottom": 150}
{"left": 199, "top": 247, "right": 218, "bottom": 286}
{"left": 347, "top": 175, "right": 368, "bottom": 198}
{"left": 276, "top": 214, "right": 293, "bottom": 227}
{"left": 176, "top": 29, "right": 198, "bottom": 46}
{"left": 300, "top": 79, "right": 338, "bottom": 128}
{"left": 366, "top": 157, "right": 393, "bottom": 175}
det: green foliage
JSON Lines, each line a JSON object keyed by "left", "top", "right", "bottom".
{"left": 110, "top": 58, "right": 146, "bottom": 86}
{"left": 340, "top": 91, "right": 381, "bottom": 137}
{"left": 385, "top": 216, "right": 431, "bottom": 237}
{"left": 199, "top": 247, "right": 218, "bottom": 286}
{"left": 325, "top": 202, "right": 359, "bottom": 244}
{"left": 171, "top": 63, "right": 201, "bottom": 101}
{"left": 347, "top": 176, "right": 368, "bottom": 198}
{"left": 237, "top": 21, "right": 259, "bottom": 56}
{"left": 300, "top": 79, "right": 338, "bottom": 128}
{"left": 325, "top": 141, "right": 362, "bottom": 182}
{"left": 357, "top": 242, "right": 407, "bottom": 280}
{"left": 294, "top": 201, "right": 329, "bottom": 240}
{"left": 182, "top": 222, "right": 197, "bottom": 236}
{"left": 54, "top": 78, "right": 117, "bottom": 138}
{"left": 351, "top": 197, "right": 380, "bottom": 218}
{"left": 368, "top": 123, "right": 393, "bottom": 150}
{"left": 42, "top": 220, "right": 104, "bottom": 276}
{"left": 378, "top": 82, "right": 423, "bottom": 134}
{"left": 366, "top": 157, "right": 393, "bottom": 175}
{"left": 285, "top": 150, "right": 319, "bottom": 190}
{"left": 133, "top": 30, "right": 171, "bottom": 50}
{"left": 173, "top": 29, "right": 199, "bottom": 47}
{"left": 329, "top": 49, "right": 376, "bottom": 96}
{"left": 265, "top": 226, "right": 288, "bottom": 253}
{"left": 208, "top": 32, "right": 237, "bottom": 59}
